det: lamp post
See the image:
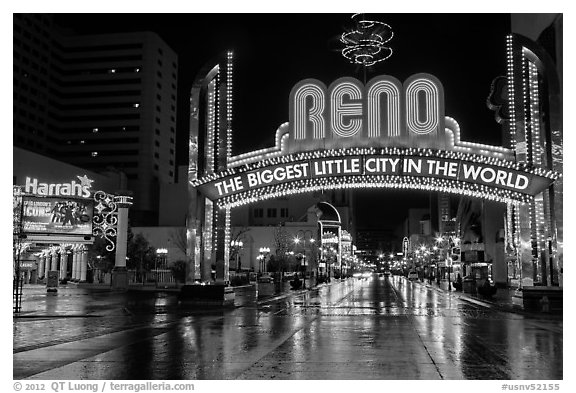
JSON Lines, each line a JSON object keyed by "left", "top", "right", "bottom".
{"left": 258, "top": 247, "right": 270, "bottom": 273}
{"left": 301, "top": 253, "right": 308, "bottom": 289}
{"left": 231, "top": 240, "right": 243, "bottom": 272}
{"left": 447, "top": 257, "right": 452, "bottom": 291}
{"left": 155, "top": 248, "right": 168, "bottom": 288}
{"left": 294, "top": 235, "right": 316, "bottom": 289}
{"left": 436, "top": 235, "right": 455, "bottom": 291}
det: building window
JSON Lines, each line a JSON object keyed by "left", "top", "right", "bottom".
{"left": 280, "top": 208, "right": 289, "bottom": 218}
{"left": 254, "top": 208, "right": 263, "bottom": 218}
{"left": 267, "top": 208, "right": 277, "bottom": 218}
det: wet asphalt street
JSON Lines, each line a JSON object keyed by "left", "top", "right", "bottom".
{"left": 13, "top": 275, "right": 562, "bottom": 380}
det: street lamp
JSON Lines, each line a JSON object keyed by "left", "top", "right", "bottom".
{"left": 447, "top": 256, "right": 452, "bottom": 291}
{"left": 258, "top": 247, "right": 270, "bottom": 273}
{"left": 435, "top": 234, "right": 455, "bottom": 291}
{"left": 156, "top": 248, "right": 168, "bottom": 287}
{"left": 230, "top": 240, "right": 243, "bottom": 272}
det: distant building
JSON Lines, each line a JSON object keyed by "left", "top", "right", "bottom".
{"left": 14, "top": 14, "right": 178, "bottom": 225}
{"left": 403, "top": 208, "right": 432, "bottom": 250}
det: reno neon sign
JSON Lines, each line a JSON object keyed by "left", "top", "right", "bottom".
{"left": 288, "top": 73, "right": 446, "bottom": 152}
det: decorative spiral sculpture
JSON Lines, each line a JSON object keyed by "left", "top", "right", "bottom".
{"left": 92, "top": 190, "right": 118, "bottom": 251}
{"left": 340, "top": 14, "right": 393, "bottom": 67}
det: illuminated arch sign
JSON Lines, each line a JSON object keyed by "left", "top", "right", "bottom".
{"left": 196, "top": 148, "right": 556, "bottom": 207}
{"left": 194, "top": 73, "right": 559, "bottom": 207}
{"left": 288, "top": 74, "right": 446, "bottom": 152}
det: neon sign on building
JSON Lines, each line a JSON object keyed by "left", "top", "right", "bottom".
{"left": 24, "top": 175, "right": 94, "bottom": 198}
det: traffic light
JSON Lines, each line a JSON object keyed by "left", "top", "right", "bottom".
{"left": 451, "top": 247, "right": 461, "bottom": 262}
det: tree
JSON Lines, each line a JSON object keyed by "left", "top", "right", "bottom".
{"left": 88, "top": 235, "right": 115, "bottom": 273}
{"left": 169, "top": 227, "right": 187, "bottom": 256}
{"left": 268, "top": 225, "right": 293, "bottom": 273}
{"left": 169, "top": 260, "right": 187, "bottom": 283}
{"left": 126, "top": 228, "right": 156, "bottom": 279}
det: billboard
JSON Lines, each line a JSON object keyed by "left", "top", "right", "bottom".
{"left": 21, "top": 196, "right": 93, "bottom": 236}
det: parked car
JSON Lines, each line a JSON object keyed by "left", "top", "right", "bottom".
{"left": 407, "top": 271, "right": 419, "bottom": 280}
{"left": 383, "top": 270, "right": 391, "bottom": 277}
{"left": 257, "top": 273, "right": 274, "bottom": 283}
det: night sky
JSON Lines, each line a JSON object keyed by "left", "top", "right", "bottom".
{"left": 54, "top": 13, "right": 512, "bottom": 235}
{"left": 54, "top": 13, "right": 511, "bottom": 159}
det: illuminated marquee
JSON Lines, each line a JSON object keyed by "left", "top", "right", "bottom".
{"left": 289, "top": 73, "right": 445, "bottom": 152}
{"left": 194, "top": 72, "right": 560, "bottom": 209}
{"left": 196, "top": 149, "right": 556, "bottom": 205}
{"left": 24, "top": 175, "right": 94, "bottom": 198}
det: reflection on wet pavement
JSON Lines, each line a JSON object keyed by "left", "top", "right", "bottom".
{"left": 14, "top": 276, "right": 562, "bottom": 380}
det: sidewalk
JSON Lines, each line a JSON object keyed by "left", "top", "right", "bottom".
{"left": 13, "top": 277, "right": 338, "bottom": 318}
{"left": 415, "top": 277, "right": 548, "bottom": 316}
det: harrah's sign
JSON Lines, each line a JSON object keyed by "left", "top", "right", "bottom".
{"left": 288, "top": 73, "right": 446, "bottom": 151}
{"left": 24, "top": 175, "right": 93, "bottom": 198}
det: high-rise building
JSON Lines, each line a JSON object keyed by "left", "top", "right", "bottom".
{"left": 13, "top": 14, "right": 178, "bottom": 225}
{"left": 13, "top": 14, "right": 54, "bottom": 153}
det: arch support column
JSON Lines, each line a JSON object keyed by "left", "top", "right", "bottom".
{"left": 214, "top": 207, "right": 230, "bottom": 285}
